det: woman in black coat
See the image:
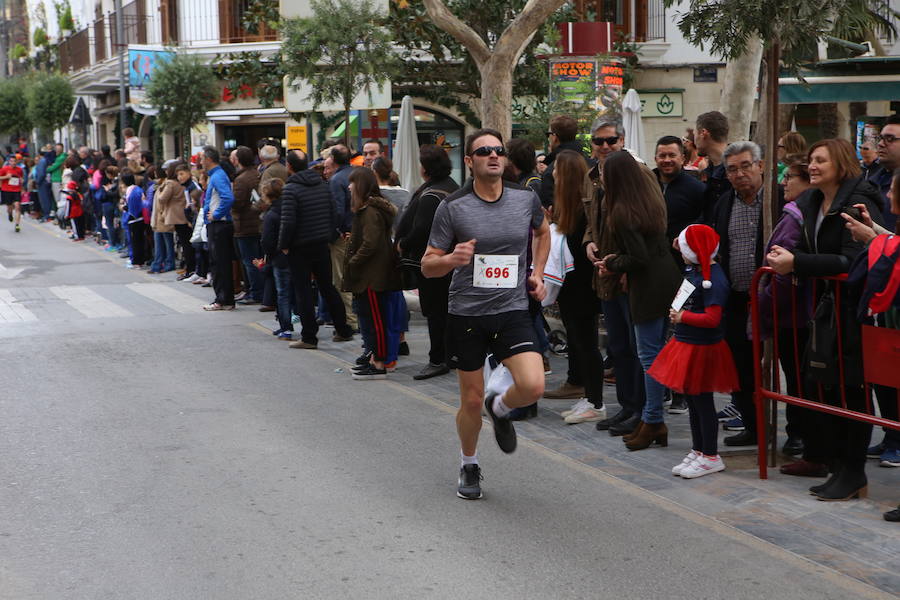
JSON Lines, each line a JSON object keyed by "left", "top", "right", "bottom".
{"left": 769, "top": 138, "right": 885, "bottom": 501}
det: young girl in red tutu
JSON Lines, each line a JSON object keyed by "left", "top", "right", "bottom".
{"left": 648, "top": 224, "right": 739, "bottom": 478}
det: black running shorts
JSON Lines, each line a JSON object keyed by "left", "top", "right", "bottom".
{"left": 0, "top": 191, "right": 19, "bottom": 205}
{"left": 446, "top": 310, "right": 539, "bottom": 372}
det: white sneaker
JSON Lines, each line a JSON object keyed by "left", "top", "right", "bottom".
{"left": 561, "top": 398, "right": 590, "bottom": 418}
{"left": 680, "top": 455, "right": 726, "bottom": 479}
{"left": 672, "top": 451, "right": 700, "bottom": 476}
{"left": 564, "top": 403, "right": 607, "bottom": 424}
{"left": 184, "top": 273, "right": 200, "bottom": 283}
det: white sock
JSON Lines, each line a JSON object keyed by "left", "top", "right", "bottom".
{"left": 492, "top": 394, "right": 512, "bottom": 418}
{"left": 461, "top": 450, "right": 478, "bottom": 467}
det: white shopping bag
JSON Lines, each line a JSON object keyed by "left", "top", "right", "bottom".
{"left": 483, "top": 354, "right": 514, "bottom": 398}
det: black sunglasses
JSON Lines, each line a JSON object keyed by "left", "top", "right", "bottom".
{"left": 471, "top": 145, "right": 506, "bottom": 157}
{"left": 592, "top": 136, "right": 620, "bottom": 147}
{"left": 545, "top": 131, "right": 556, "bottom": 138}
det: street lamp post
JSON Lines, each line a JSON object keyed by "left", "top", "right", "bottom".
{"left": 114, "top": 0, "right": 127, "bottom": 148}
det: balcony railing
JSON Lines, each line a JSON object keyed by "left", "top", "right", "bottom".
{"left": 58, "top": 0, "right": 279, "bottom": 75}
{"left": 58, "top": 27, "right": 91, "bottom": 73}
{"left": 644, "top": 0, "right": 666, "bottom": 42}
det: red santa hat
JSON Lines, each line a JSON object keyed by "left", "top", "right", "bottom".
{"left": 66, "top": 181, "right": 78, "bottom": 190}
{"left": 678, "top": 224, "right": 719, "bottom": 289}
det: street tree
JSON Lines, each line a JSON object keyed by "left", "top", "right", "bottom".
{"left": 421, "top": 0, "right": 568, "bottom": 139}
{"left": 281, "top": 0, "right": 398, "bottom": 148}
{"left": 0, "top": 78, "right": 33, "bottom": 138}
{"left": 145, "top": 53, "right": 218, "bottom": 158}
{"left": 26, "top": 73, "right": 73, "bottom": 138}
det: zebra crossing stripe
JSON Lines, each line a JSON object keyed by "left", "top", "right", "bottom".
{"left": 0, "top": 289, "right": 37, "bottom": 322}
{"left": 49, "top": 286, "right": 134, "bottom": 319}
{"left": 125, "top": 283, "right": 204, "bottom": 314}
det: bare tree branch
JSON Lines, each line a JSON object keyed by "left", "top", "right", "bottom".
{"left": 422, "top": 0, "right": 491, "bottom": 65}
{"left": 494, "top": 0, "right": 568, "bottom": 64}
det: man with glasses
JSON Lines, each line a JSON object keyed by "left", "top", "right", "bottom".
{"left": 539, "top": 115, "right": 586, "bottom": 208}
{"left": 582, "top": 118, "right": 645, "bottom": 436}
{"left": 422, "top": 128, "right": 550, "bottom": 500}
{"left": 710, "top": 141, "right": 774, "bottom": 447}
{"left": 869, "top": 114, "right": 900, "bottom": 232}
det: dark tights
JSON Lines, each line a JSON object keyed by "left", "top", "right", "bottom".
{"left": 687, "top": 393, "right": 719, "bottom": 456}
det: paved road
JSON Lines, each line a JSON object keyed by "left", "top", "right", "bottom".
{"left": 0, "top": 221, "right": 894, "bottom": 599}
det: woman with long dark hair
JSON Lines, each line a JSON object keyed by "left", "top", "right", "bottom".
{"left": 597, "top": 151, "right": 681, "bottom": 450}
{"left": 768, "top": 138, "right": 885, "bottom": 501}
{"left": 551, "top": 150, "right": 606, "bottom": 424}
{"left": 343, "top": 168, "right": 402, "bottom": 380}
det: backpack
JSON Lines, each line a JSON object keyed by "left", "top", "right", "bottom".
{"left": 848, "top": 233, "right": 900, "bottom": 319}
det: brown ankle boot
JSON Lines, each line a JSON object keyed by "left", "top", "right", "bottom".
{"left": 622, "top": 420, "right": 644, "bottom": 443}
{"left": 625, "top": 422, "right": 668, "bottom": 450}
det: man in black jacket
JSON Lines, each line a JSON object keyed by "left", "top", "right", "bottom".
{"left": 396, "top": 144, "right": 459, "bottom": 379}
{"left": 654, "top": 135, "right": 707, "bottom": 244}
{"left": 539, "top": 115, "right": 587, "bottom": 208}
{"left": 278, "top": 150, "right": 354, "bottom": 349}
{"left": 696, "top": 111, "right": 732, "bottom": 222}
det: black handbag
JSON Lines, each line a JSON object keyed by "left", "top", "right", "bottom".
{"left": 399, "top": 256, "right": 421, "bottom": 291}
{"left": 804, "top": 284, "right": 864, "bottom": 387}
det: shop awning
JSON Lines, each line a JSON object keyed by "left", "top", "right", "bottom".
{"left": 333, "top": 114, "right": 359, "bottom": 138}
{"left": 779, "top": 57, "right": 900, "bottom": 104}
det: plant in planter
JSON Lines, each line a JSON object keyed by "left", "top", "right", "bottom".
{"left": 33, "top": 27, "right": 49, "bottom": 48}
{"left": 12, "top": 43, "right": 28, "bottom": 61}
{"left": 56, "top": 2, "right": 75, "bottom": 35}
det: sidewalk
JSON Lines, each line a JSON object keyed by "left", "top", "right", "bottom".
{"left": 258, "top": 313, "right": 899, "bottom": 596}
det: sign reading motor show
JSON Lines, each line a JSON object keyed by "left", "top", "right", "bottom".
{"left": 548, "top": 56, "right": 624, "bottom": 116}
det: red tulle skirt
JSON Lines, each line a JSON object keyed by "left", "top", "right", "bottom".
{"left": 648, "top": 339, "right": 739, "bottom": 395}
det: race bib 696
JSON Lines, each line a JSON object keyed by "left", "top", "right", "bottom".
{"left": 473, "top": 254, "right": 517, "bottom": 288}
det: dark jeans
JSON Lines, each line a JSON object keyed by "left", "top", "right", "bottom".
{"left": 235, "top": 235, "right": 264, "bottom": 301}
{"left": 151, "top": 231, "right": 175, "bottom": 272}
{"left": 777, "top": 327, "right": 812, "bottom": 441}
{"left": 725, "top": 290, "right": 756, "bottom": 432}
{"left": 417, "top": 273, "right": 449, "bottom": 365}
{"left": 128, "top": 220, "right": 147, "bottom": 265}
{"left": 272, "top": 262, "right": 294, "bottom": 332}
{"left": 558, "top": 295, "right": 604, "bottom": 410}
{"left": 262, "top": 265, "right": 276, "bottom": 308}
{"left": 288, "top": 243, "right": 351, "bottom": 344}
{"left": 174, "top": 223, "right": 196, "bottom": 274}
{"left": 192, "top": 242, "right": 208, "bottom": 277}
{"left": 207, "top": 221, "right": 235, "bottom": 306}
{"left": 601, "top": 294, "right": 646, "bottom": 417}
{"left": 38, "top": 181, "right": 52, "bottom": 218}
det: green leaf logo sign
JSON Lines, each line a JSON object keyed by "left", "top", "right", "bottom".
{"left": 656, "top": 94, "right": 675, "bottom": 115}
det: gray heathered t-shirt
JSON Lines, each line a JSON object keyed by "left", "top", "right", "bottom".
{"left": 428, "top": 185, "right": 544, "bottom": 316}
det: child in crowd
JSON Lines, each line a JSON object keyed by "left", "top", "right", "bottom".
{"left": 648, "top": 224, "right": 739, "bottom": 478}
{"left": 63, "top": 181, "right": 85, "bottom": 241}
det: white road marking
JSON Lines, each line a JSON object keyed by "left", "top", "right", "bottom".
{"left": 126, "top": 283, "right": 204, "bottom": 314}
{"left": 0, "top": 290, "right": 37, "bottom": 322}
{"left": 0, "top": 262, "right": 26, "bottom": 279}
{"left": 49, "top": 286, "right": 133, "bottom": 319}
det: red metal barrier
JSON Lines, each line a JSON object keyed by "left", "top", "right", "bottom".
{"left": 750, "top": 266, "right": 900, "bottom": 479}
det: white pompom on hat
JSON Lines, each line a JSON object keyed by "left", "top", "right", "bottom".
{"left": 678, "top": 224, "right": 720, "bottom": 289}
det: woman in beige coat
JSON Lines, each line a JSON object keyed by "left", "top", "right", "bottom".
{"left": 149, "top": 163, "right": 179, "bottom": 273}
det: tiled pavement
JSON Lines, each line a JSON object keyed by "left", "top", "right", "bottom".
{"left": 257, "top": 316, "right": 900, "bottom": 597}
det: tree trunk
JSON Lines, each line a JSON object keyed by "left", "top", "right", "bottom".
{"left": 422, "top": 0, "right": 568, "bottom": 141}
{"left": 479, "top": 59, "right": 514, "bottom": 139}
{"left": 720, "top": 35, "right": 764, "bottom": 141}
{"left": 344, "top": 105, "right": 352, "bottom": 149}
{"left": 818, "top": 103, "right": 839, "bottom": 139}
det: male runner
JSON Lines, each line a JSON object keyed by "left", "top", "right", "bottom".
{"left": 0, "top": 155, "right": 24, "bottom": 232}
{"left": 422, "top": 128, "right": 550, "bottom": 500}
